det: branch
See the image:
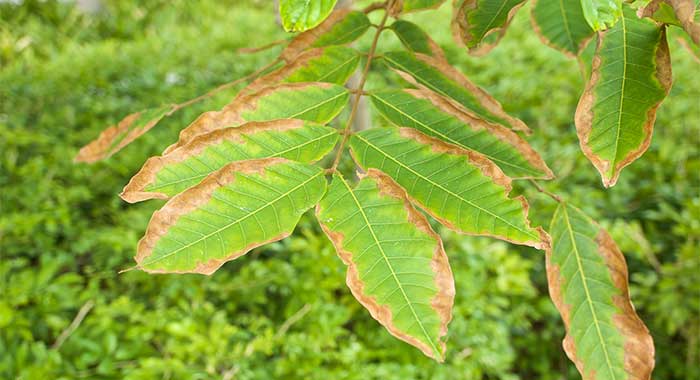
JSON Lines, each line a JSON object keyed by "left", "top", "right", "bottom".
{"left": 52, "top": 300, "right": 95, "bottom": 350}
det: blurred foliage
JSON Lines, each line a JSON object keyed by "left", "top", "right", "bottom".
{"left": 0, "top": 0, "right": 698, "bottom": 379}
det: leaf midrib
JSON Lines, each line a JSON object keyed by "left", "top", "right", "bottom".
{"left": 609, "top": 13, "right": 628, "bottom": 176}
{"left": 354, "top": 133, "right": 538, "bottom": 240}
{"left": 560, "top": 205, "right": 618, "bottom": 380}
{"left": 142, "top": 170, "right": 322, "bottom": 267}
{"left": 338, "top": 175, "right": 440, "bottom": 358}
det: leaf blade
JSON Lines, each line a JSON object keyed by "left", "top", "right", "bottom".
{"left": 575, "top": 8, "right": 672, "bottom": 187}
{"left": 451, "top": 0, "right": 526, "bottom": 55}
{"left": 349, "top": 127, "right": 546, "bottom": 248}
{"left": 279, "top": 0, "right": 338, "bottom": 32}
{"left": 317, "top": 170, "right": 454, "bottom": 361}
{"left": 547, "top": 202, "right": 654, "bottom": 380}
{"left": 531, "top": 0, "right": 594, "bottom": 56}
{"left": 136, "top": 158, "right": 327, "bottom": 274}
{"left": 121, "top": 119, "right": 338, "bottom": 203}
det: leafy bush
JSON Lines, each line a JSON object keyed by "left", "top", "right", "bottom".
{"left": 1, "top": 1, "right": 697, "bottom": 379}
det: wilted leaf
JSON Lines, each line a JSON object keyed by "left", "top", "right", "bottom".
{"left": 279, "top": 0, "right": 338, "bottom": 32}
{"left": 403, "top": 0, "right": 447, "bottom": 12}
{"left": 451, "top": 0, "right": 526, "bottom": 55}
{"left": 390, "top": 20, "right": 447, "bottom": 60}
{"left": 575, "top": 8, "right": 672, "bottom": 187}
{"left": 547, "top": 202, "right": 654, "bottom": 380}
{"left": 317, "top": 170, "right": 454, "bottom": 361}
{"left": 383, "top": 51, "right": 530, "bottom": 132}
{"left": 371, "top": 89, "right": 553, "bottom": 179}
{"left": 349, "top": 127, "right": 546, "bottom": 248}
{"left": 580, "top": 0, "right": 623, "bottom": 31}
{"left": 136, "top": 158, "right": 327, "bottom": 274}
{"left": 281, "top": 10, "right": 371, "bottom": 62}
{"left": 75, "top": 105, "right": 173, "bottom": 163}
{"left": 121, "top": 119, "right": 338, "bottom": 202}
{"left": 246, "top": 46, "right": 360, "bottom": 95}
{"left": 167, "top": 82, "right": 349, "bottom": 153}
{"left": 531, "top": 0, "right": 594, "bottom": 57}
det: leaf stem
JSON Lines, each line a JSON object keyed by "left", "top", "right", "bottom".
{"left": 330, "top": 3, "right": 392, "bottom": 172}
{"left": 528, "top": 179, "right": 563, "bottom": 203}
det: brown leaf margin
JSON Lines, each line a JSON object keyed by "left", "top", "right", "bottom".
{"left": 405, "top": 88, "right": 554, "bottom": 179}
{"left": 575, "top": 27, "right": 672, "bottom": 187}
{"left": 451, "top": 0, "right": 526, "bottom": 56}
{"left": 163, "top": 82, "right": 338, "bottom": 155}
{"left": 640, "top": 0, "right": 700, "bottom": 44}
{"left": 121, "top": 119, "right": 308, "bottom": 203}
{"left": 392, "top": 52, "right": 531, "bottom": 133}
{"left": 350, "top": 127, "right": 550, "bottom": 250}
{"left": 135, "top": 157, "right": 294, "bottom": 275}
{"left": 316, "top": 169, "right": 455, "bottom": 361}
{"left": 546, "top": 203, "right": 655, "bottom": 380}
{"left": 529, "top": 0, "right": 594, "bottom": 58}
{"left": 280, "top": 9, "right": 354, "bottom": 63}
{"left": 75, "top": 106, "right": 173, "bottom": 163}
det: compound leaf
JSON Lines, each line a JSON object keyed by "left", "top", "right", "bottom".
{"left": 167, "top": 82, "right": 349, "bottom": 153}
{"left": 451, "top": 0, "right": 526, "bottom": 55}
{"left": 531, "top": 0, "right": 594, "bottom": 56}
{"left": 371, "top": 89, "right": 553, "bottom": 179}
{"left": 136, "top": 158, "right": 326, "bottom": 274}
{"left": 547, "top": 202, "right": 654, "bottom": 380}
{"left": 75, "top": 105, "right": 173, "bottom": 163}
{"left": 281, "top": 10, "right": 371, "bottom": 62}
{"left": 349, "top": 127, "right": 546, "bottom": 248}
{"left": 390, "top": 20, "right": 447, "bottom": 59}
{"left": 383, "top": 51, "right": 529, "bottom": 132}
{"left": 279, "top": 0, "right": 338, "bottom": 32}
{"left": 121, "top": 119, "right": 338, "bottom": 203}
{"left": 317, "top": 170, "right": 454, "bottom": 361}
{"left": 575, "top": 8, "right": 672, "bottom": 187}
{"left": 580, "top": 0, "right": 623, "bottom": 31}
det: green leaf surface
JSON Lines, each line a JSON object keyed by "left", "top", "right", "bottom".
{"left": 170, "top": 82, "right": 349, "bottom": 153}
{"left": 281, "top": 10, "right": 371, "bottom": 62}
{"left": 531, "top": 0, "right": 594, "bottom": 56}
{"left": 349, "top": 127, "right": 545, "bottom": 248}
{"left": 383, "top": 51, "right": 529, "bottom": 132}
{"left": 279, "top": 0, "right": 338, "bottom": 32}
{"left": 371, "top": 89, "right": 552, "bottom": 179}
{"left": 547, "top": 203, "right": 654, "bottom": 380}
{"left": 403, "top": 0, "right": 447, "bottom": 12}
{"left": 75, "top": 105, "right": 173, "bottom": 163}
{"left": 575, "top": 8, "right": 672, "bottom": 187}
{"left": 317, "top": 171, "right": 454, "bottom": 361}
{"left": 580, "top": 0, "right": 623, "bottom": 31}
{"left": 136, "top": 158, "right": 327, "bottom": 274}
{"left": 122, "top": 120, "right": 338, "bottom": 202}
{"left": 452, "top": 0, "right": 526, "bottom": 54}
{"left": 390, "top": 20, "right": 446, "bottom": 59}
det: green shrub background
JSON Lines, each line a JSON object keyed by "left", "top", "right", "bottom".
{"left": 1, "top": 1, "right": 698, "bottom": 379}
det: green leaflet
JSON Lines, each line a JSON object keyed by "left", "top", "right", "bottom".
{"left": 170, "top": 82, "right": 349, "bottom": 153}
{"left": 547, "top": 203, "right": 654, "bottom": 380}
{"left": 383, "top": 51, "right": 529, "bottom": 132}
{"left": 285, "top": 46, "right": 360, "bottom": 84}
{"left": 575, "top": 8, "right": 672, "bottom": 187}
{"left": 349, "top": 127, "right": 545, "bottom": 248}
{"left": 121, "top": 120, "right": 338, "bottom": 202}
{"left": 370, "top": 89, "right": 552, "bottom": 179}
{"left": 390, "top": 20, "right": 445, "bottom": 58}
{"left": 452, "top": 0, "right": 525, "bottom": 54}
{"left": 279, "top": 0, "right": 338, "bottom": 32}
{"left": 403, "top": 0, "right": 446, "bottom": 12}
{"left": 317, "top": 171, "right": 454, "bottom": 361}
{"left": 75, "top": 105, "right": 173, "bottom": 163}
{"left": 580, "top": 0, "right": 623, "bottom": 31}
{"left": 281, "top": 10, "right": 371, "bottom": 62}
{"left": 531, "top": 0, "right": 594, "bottom": 56}
{"left": 136, "top": 158, "right": 327, "bottom": 274}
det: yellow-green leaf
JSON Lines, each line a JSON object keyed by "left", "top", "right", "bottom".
{"left": 136, "top": 158, "right": 327, "bottom": 274}
{"left": 575, "top": 8, "right": 672, "bottom": 187}
{"left": 317, "top": 170, "right": 454, "bottom": 361}
{"left": 121, "top": 119, "right": 338, "bottom": 203}
{"left": 581, "top": 0, "right": 623, "bottom": 31}
{"left": 547, "top": 202, "right": 654, "bottom": 380}
{"left": 349, "top": 127, "right": 546, "bottom": 248}
{"left": 279, "top": 0, "right": 338, "bottom": 32}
